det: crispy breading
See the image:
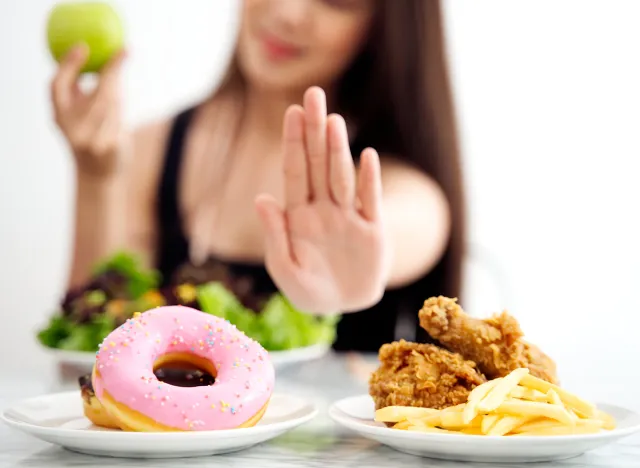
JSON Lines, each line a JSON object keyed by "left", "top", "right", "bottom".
{"left": 369, "top": 339, "right": 487, "bottom": 410}
{"left": 418, "top": 296, "right": 558, "bottom": 384}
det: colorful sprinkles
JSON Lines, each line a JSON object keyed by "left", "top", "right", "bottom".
{"left": 93, "top": 306, "right": 274, "bottom": 431}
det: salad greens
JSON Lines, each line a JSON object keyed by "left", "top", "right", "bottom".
{"left": 37, "top": 251, "right": 340, "bottom": 353}
{"left": 92, "top": 251, "right": 160, "bottom": 299}
{"left": 38, "top": 314, "right": 116, "bottom": 352}
{"left": 197, "top": 283, "right": 339, "bottom": 351}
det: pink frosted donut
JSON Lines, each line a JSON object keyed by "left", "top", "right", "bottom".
{"left": 92, "top": 305, "right": 275, "bottom": 431}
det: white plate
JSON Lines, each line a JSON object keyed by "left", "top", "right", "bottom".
{"left": 329, "top": 395, "right": 640, "bottom": 463}
{"left": 40, "top": 343, "right": 330, "bottom": 372}
{"left": 2, "top": 391, "right": 317, "bottom": 459}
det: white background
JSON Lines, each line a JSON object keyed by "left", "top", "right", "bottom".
{"left": 0, "top": 0, "right": 638, "bottom": 392}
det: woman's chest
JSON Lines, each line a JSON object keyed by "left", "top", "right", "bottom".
{"left": 182, "top": 145, "right": 284, "bottom": 261}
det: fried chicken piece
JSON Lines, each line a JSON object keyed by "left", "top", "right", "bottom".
{"left": 418, "top": 296, "right": 558, "bottom": 384}
{"left": 369, "top": 339, "right": 487, "bottom": 410}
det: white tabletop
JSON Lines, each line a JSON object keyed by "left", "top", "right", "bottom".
{"left": 1, "top": 353, "right": 638, "bottom": 467}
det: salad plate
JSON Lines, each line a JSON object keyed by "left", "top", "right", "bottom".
{"left": 40, "top": 342, "right": 330, "bottom": 371}
{"left": 37, "top": 252, "right": 338, "bottom": 372}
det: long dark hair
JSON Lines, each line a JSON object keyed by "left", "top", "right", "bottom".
{"left": 341, "top": 0, "right": 465, "bottom": 300}
{"left": 216, "top": 0, "right": 465, "bottom": 302}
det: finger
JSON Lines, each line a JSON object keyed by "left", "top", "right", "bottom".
{"left": 51, "top": 44, "right": 89, "bottom": 111}
{"left": 84, "top": 51, "right": 126, "bottom": 134}
{"left": 303, "top": 87, "right": 329, "bottom": 200}
{"left": 91, "top": 49, "right": 127, "bottom": 102}
{"left": 282, "top": 105, "right": 309, "bottom": 209}
{"left": 255, "top": 194, "right": 296, "bottom": 270}
{"left": 357, "top": 148, "right": 383, "bottom": 222}
{"left": 327, "top": 114, "right": 356, "bottom": 208}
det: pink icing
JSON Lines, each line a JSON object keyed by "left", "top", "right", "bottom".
{"left": 92, "top": 306, "right": 274, "bottom": 431}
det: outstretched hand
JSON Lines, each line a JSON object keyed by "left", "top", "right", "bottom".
{"left": 255, "top": 87, "right": 388, "bottom": 314}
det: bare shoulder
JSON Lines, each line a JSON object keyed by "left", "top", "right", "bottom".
{"left": 126, "top": 119, "right": 172, "bottom": 194}
{"left": 377, "top": 154, "right": 452, "bottom": 287}
{"left": 121, "top": 118, "right": 173, "bottom": 257}
{"left": 133, "top": 118, "right": 172, "bottom": 144}
{"left": 378, "top": 154, "right": 451, "bottom": 237}
{"left": 131, "top": 119, "right": 172, "bottom": 167}
{"left": 378, "top": 154, "right": 447, "bottom": 202}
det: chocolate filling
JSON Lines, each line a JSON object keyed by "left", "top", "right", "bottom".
{"left": 79, "top": 367, "right": 216, "bottom": 396}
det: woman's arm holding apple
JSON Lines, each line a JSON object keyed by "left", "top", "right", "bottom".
{"left": 51, "top": 46, "right": 159, "bottom": 288}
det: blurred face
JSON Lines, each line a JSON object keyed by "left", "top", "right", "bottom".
{"left": 237, "top": 0, "right": 376, "bottom": 93}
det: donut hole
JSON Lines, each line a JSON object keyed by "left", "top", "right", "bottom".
{"left": 153, "top": 352, "right": 216, "bottom": 388}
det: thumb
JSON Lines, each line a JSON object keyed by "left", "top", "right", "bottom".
{"left": 255, "top": 194, "right": 294, "bottom": 269}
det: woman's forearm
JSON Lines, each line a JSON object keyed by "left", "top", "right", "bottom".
{"left": 68, "top": 174, "right": 128, "bottom": 289}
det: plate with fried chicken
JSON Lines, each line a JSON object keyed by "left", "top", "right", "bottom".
{"left": 330, "top": 297, "right": 640, "bottom": 463}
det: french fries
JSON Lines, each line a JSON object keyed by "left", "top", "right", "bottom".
{"left": 495, "top": 400, "right": 574, "bottom": 426}
{"left": 480, "top": 414, "right": 500, "bottom": 434}
{"left": 519, "top": 374, "right": 597, "bottom": 418}
{"left": 477, "top": 368, "right": 530, "bottom": 413}
{"left": 509, "top": 386, "right": 547, "bottom": 402}
{"left": 463, "top": 378, "right": 501, "bottom": 424}
{"left": 374, "top": 368, "right": 616, "bottom": 437}
{"left": 374, "top": 406, "right": 437, "bottom": 423}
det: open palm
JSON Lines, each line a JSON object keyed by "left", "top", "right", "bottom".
{"left": 255, "top": 87, "right": 388, "bottom": 314}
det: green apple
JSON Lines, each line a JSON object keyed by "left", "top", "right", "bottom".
{"left": 47, "top": 1, "right": 124, "bottom": 73}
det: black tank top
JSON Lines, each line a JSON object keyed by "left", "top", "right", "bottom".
{"left": 156, "top": 107, "right": 435, "bottom": 352}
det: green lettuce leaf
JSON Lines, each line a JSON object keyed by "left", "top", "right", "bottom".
{"left": 58, "top": 315, "right": 116, "bottom": 352}
{"left": 259, "top": 294, "right": 338, "bottom": 350}
{"left": 196, "top": 282, "right": 339, "bottom": 351}
{"left": 196, "top": 282, "right": 257, "bottom": 335}
{"left": 37, "top": 315, "right": 73, "bottom": 348}
{"left": 37, "top": 314, "right": 116, "bottom": 352}
{"left": 93, "top": 251, "right": 160, "bottom": 298}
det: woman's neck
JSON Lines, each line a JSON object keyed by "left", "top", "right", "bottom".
{"left": 242, "top": 85, "right": 335, "bottom": 140}
{"left": 243, "top": 86, "right": 301, "bottom": 139}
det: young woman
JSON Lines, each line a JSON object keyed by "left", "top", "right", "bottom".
{"left": 50, "top": 0, "right": 465, "bottom": 351}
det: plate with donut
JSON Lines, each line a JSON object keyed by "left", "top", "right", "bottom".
{"left": 41, "top": 341, "right": 331, "bottom": 372}
{"left": 36, "top": 252, "right": 338, "bottom": 373}
{"left": 5, "top": 306, "right": 318, "bottom": 458}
